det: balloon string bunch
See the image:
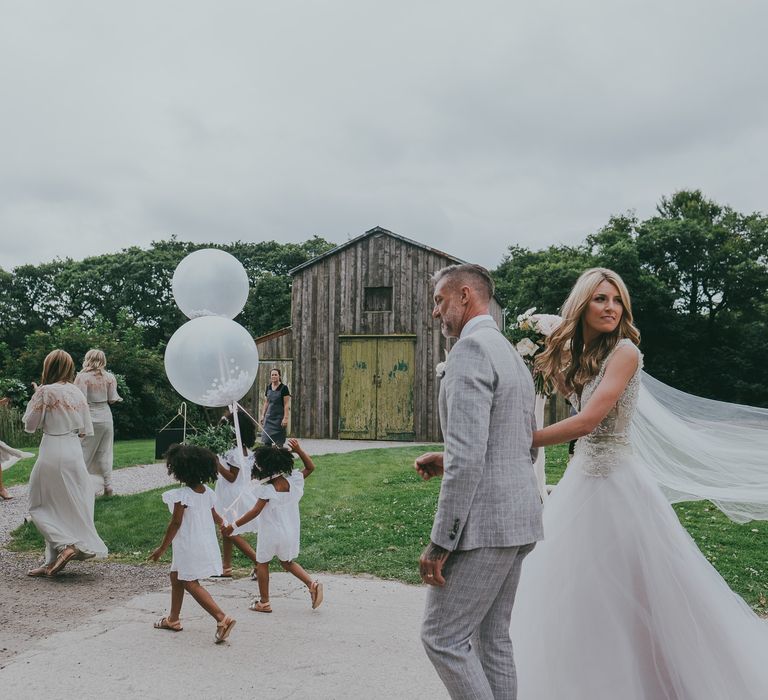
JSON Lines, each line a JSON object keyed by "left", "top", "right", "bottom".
{"left": 231, "top": 401, "right": 280, "bottom": 448}
{"left": 221, "top": 401, "right": 282, "bottom": 527}
{"left": 164, "top": 248, "right": 273, "bottom": 528}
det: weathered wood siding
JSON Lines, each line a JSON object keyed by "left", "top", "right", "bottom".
{"left": 545, "top": 393, "right": 571, "bottom": 426}
{"left": 254, "top": 327, "right": 292, "bottom": 359}
{"left": 290, "top": 231, "right": 503, "bottom": 441}
{"left": 246, "top": 328, "right": 294, "bottom": 429}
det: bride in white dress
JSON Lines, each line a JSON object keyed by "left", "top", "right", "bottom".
{"left": 511, "top": 268, "right": 768, "bottom": 699}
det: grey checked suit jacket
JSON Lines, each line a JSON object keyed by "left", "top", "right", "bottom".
{"left": 431, "top": 319, "right": 544, "bottom": 551}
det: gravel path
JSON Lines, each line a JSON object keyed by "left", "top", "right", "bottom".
{"left": 0, "top": 549, "right": 170, "bottom": 668}
{"left": 0, "top": 464, "right": 176, "bottom": 547}
{"left": 0, "top": 459, "right": 177, "bottom": 664}
{"left": 0, "top": 484, "right": 32, "bottom": 546}
{"left": 0, "top": 439, "right": 437, "bottom": 669}
{"left": 0, "top": 571, "right": 447, "bottom": 697}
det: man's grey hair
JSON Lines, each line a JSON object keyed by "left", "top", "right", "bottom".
{"left": 431, "top": 263, "right": 495, "bottom": 301}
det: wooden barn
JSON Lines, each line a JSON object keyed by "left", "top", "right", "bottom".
{"left": 247, "top": 227, "right": 504, "bottom": 442}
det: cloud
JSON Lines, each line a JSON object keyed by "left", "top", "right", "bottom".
{"left": 0, "top": 0, "right": 766, "bottom": 271}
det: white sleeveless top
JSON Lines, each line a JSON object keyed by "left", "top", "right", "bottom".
{"left": 573, "top": 339, "right": 643, "bottom": 477}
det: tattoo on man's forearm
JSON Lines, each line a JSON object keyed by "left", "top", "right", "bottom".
{"left": 425, "top": 542, "right": 449, "bottom": 561}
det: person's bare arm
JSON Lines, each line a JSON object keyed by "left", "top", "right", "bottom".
{"left": 220, "top": 498, "right": 268, "bottom": 536}
{"left": 216, "top": 458, "right": 239, "bottom": 483}
{"left": 419, "top": 542, "right": 450, "bottom": 586}
{"left": 281, "top": 395, "right": 291, "bottom": 428}
{"left": 287, "top": 438, "right": 315, "bottom": 478}
{"left": 148, "top": 502, "right": 185, "bottom": 560}
{"left": 533, "top": 345, "right": 639, "bottom": 447}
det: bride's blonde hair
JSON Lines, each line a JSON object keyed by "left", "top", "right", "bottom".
{"left": 535, "top": 268, "right": 640, "bottom": 397}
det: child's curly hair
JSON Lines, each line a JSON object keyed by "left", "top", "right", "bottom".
{"left": 252, "top": 445, "right": 294, "bottom": 480}
{"left": 227, "top": 410, "right": 257, "bottom": 448}
{"left": 166, "top": 444, "right": 218, "bottom": 487}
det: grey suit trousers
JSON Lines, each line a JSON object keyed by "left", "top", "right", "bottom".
{"left": 421, "top": 543, "right": 535, "bottom": 700}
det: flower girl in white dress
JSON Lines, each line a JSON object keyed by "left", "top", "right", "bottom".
{"left": 221, "top": 438, "right": 323, "bottom": 612}
{"left": 511, "top": 268, "right": 768, "bottom": 699}
{"left": 149, "top": 444, "right": 236, "bottom": 643}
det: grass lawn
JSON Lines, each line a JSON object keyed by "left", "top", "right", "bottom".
{"left": 9, "top": 443, "right": 768, "bottom": 613}
{"left": 3, "top": 439, "right": 156, "bottom": 487}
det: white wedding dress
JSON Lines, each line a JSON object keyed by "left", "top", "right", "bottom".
{"left": 512, "top": 339, "right": 768, "bottom": 699}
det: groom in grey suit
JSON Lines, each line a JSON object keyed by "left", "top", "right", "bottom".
{"left": 415, "top": 263, "right": 543, "bottom": 700}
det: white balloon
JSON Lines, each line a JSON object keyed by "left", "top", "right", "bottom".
{"left": 172, "top": 248, "right": 250, "bottom": 319}
{"left": 165, "top": 317, "right": 259, "bottom": 407}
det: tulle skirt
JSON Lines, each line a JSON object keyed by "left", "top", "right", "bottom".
{"left": 511, "top": 449, "right": 768, "bottom": 700}
{"left": 28, "top": 433, "right": 108, "bottom": 566}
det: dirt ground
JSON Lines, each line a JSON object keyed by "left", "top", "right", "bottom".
{"left": 0, "top": 441, "right": 434, "bottom": 672}
{"left": 0, "top": 550, "right": 169, "bottom": 668}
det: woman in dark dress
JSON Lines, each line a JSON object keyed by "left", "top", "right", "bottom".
{"left": 259, "top": 369, "right": 290, "bottom": 446}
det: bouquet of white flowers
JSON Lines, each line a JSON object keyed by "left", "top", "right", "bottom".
{"left": 507, "top": 307, "right": 563, "bottom": 396}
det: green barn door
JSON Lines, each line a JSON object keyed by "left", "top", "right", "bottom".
{"left": 338, "top": 339, "right": 377, "bottom": 439}
{"left": 376, "top": 338, "right": 415, "bottom": 440}
{"left": 338, "top": 337, "right": 415, "bottom": 441}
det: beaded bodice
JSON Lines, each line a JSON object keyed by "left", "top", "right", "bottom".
{"left": 572, "top": 339, "right": 643, "bottom": 477}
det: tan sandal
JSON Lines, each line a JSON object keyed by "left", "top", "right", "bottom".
{"left": 27, "top": 565, "right": 49, "bottom": 577}
{"left": 47, "top": 546, "right": 77, "bottom": 576}
{"left": 215, "top": 615, "right": 236, "bottom": 643}
{"left": 248, "top": 599, "right": 272, "bottom": 613}
{"left": 309, "top": 580, "right": 324, "bottom": 609}
{"left": 213, "top": 567, "right": 233, "bottom": 578}
{"left": 154, "top": 616, "right": 183, "bottom": 632}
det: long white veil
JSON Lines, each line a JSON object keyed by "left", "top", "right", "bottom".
{"left": 632, "top": 371, "right": 768, "bottom": 523}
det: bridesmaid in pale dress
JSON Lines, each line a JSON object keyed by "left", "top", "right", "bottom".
{"left": 75, "top": 349, "right": 122, "bottom": 496}
{"left": 23, "top": 350, "right": 108, "bottom": 577}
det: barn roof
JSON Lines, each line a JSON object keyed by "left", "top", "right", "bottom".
{"left": 254, "top": 326, "right": 292, "bottom": 345}
{"left": 288, "top": 226, "right": 465, "bottom": 276}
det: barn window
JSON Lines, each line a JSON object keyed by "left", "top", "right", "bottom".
{"left": 364, "top": 286, "right": 393, "bottom": 312}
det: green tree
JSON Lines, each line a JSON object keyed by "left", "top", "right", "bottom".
{"left": 15, "top": 315, "right": 180, "bottom": 438}
{"left": 493, "top": 244, "right": 595, "bottom": 318}
{"left": 494, "top": 190, "right": 768, "bottom": 405}
{"left": 602, "top": 191, "right": 768, "bottom": 401}
{"left": 636, "top": 190, "right": 768, "bottom": 321}
{"left": 0, "top": 235, "right": 337, "bottom": 436}
{"left": 0, "top": 236, "right": 335, "bottom": 349}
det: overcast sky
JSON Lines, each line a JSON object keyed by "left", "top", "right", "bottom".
{"left": 1, "top": 0, "right": 766, "bottom": 271}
